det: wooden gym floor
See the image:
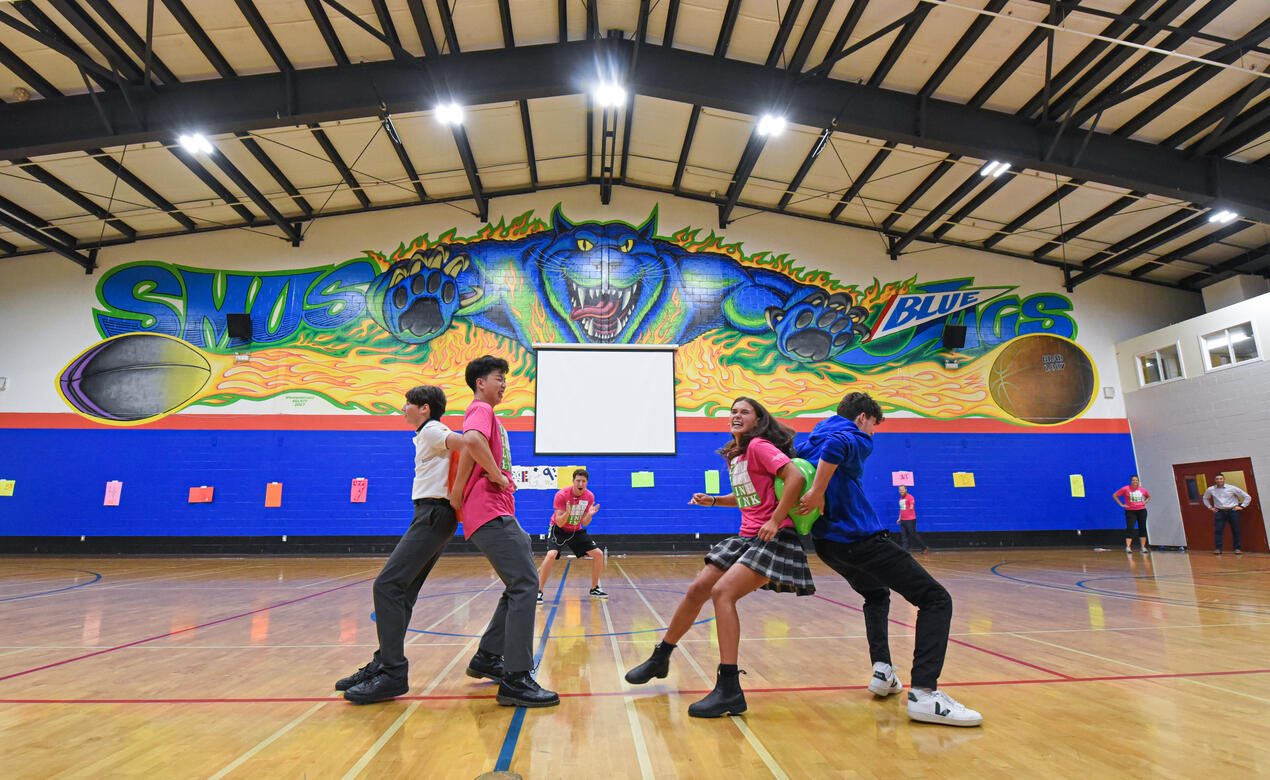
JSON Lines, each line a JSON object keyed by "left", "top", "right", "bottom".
{"left": 0, "top": 549, "right": 1267, "bottom": 779}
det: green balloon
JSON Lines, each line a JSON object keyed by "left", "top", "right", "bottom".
{"left": 774, "top": 457, "right": 820, "bottom": 535}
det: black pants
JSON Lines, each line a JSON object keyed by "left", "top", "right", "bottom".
{"left": 1214, "top": 509, "right": 1242, "bottom": 550}
{"left": 1124, "top": 509, "right": 1148, "bottom": 539}
{"left": 813, "top": 531, "right": 952, "bottom": 690}
{"left": 469, "top": 515, "right": 539, "bottom": 673}
{"left": 898, "top": 520, "right": 928, "bottom": 551}
{"left": 372, "top": 499, "right": 457, "bottom": 680}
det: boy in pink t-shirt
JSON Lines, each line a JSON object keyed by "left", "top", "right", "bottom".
{"left": 447, "top": 355, "right": 558, "bottom": 708}
{"left": 1113, "top": 475, "right": 1151, "bottom": 553}
{"left": 536, "top": 468, "right": 606, "bottom": 603}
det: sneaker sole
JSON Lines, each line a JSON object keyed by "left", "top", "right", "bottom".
{"left": 907, "top": 710, "right": 983, "bottom": 727}
{"left": 590, "top": 594, "right": 609, "bottom": 599}
{"left": 496, "top": 694, "right": 561, "bottom": 708}
{"left": 466, "top": 668, "right": 502, "bottom": 681}
{"left": 688, "top": 705, "right": 747, "bottom": 718}
{"left": 344, "top": 687, "right": 409, "bottom": 705}
{"left": 868, "top": 681, "right": 903, "bottom": 697}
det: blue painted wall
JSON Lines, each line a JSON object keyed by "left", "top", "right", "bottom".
{"left": 0, "top": 428, "right": 1135, "bottom": 536}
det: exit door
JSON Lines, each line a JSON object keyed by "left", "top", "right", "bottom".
{"left": 1171, "top": 457, "right": 1266, "bottom": 552}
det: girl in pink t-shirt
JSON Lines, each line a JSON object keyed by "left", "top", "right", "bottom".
{"left": 623, "top": 397, "right": 813, "bottom": 718}
{"left": 1113, "top": 474, "right": 1152, "bottom": 553}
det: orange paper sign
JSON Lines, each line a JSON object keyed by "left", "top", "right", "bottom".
{"left": 265, "top": 482, "right": 283, "bottom": 508}
{"left": 188, "top": 486, "right": 214, "bottom": 503}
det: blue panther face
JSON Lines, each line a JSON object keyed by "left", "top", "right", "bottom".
{"left": 539, "top": 209, "right": 664, "bottom": 343}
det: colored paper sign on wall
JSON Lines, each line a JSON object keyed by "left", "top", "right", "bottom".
{"left": 631, "top": 471, "right": 655, "bottom": 488}
{"left": 952, "top": 472, "right": 976, "bottom": 488}
{"left": 103, "top": 481, "right": 122, "bottom": 506}
{"left": 0, "top": 479, "right": 14, "bottom": 497}
{"left": 557, "top": 466, "right": 584, "bottom": 490}
{"left": 350, "top": 478, "right": 368, "bottom": 503}
{"left": 511, "top": 466, "right": 559, "bottom": 490}
{"left": 265, "top": 482, "right": 283, "bottom": 508}
{"left": 188, "top": 486, "right": 214, "bottom": 503}
{"left": 1069, "top": 474, "right": 1085, "bottom": 498}
{"left": 705, "top": 470, "right": 721, "bottom": 494}
{"left": 892, "top": 470, "right": 915, "bottom": 487}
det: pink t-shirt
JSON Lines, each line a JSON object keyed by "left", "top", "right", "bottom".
{"left": 899, "top": 494, "right": 916, "bottom": 521}
{"left": 460, "top": 400, "right": 516, "bottom": 539}
{"left": 728, "top": 437, "right": 793, "bottom": 537}
{"left": 553, "top": 487, "right": 595, "bottom": 531}
{"left": 1115, "top": 485, "right": 1150, "bottom": 510}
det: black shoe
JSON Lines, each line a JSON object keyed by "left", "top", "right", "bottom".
{"left": 466, "top": 649, "right": 505, "bottom": 681}
{"left": 343, "top": 672, "right": 409, "bottom": 704}
{"left": 688, "top": 666, "right": 747, "bottom": 718}
{"left": 625, "top": 642, "right": 673, "bottom": 684}
{"left": 335, "top": 659, "right": 381, "bottom": 691}
{"left": 497, "top": 671, "right": 560, "bottom": 707}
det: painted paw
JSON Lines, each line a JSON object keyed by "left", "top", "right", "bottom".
{"left": 766, "top": 291, "right": 870, "bottom": 362}
{"left": 373, "top": 245, "right": 477, "bottom": 343}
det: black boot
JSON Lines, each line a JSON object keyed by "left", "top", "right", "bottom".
{"left": 688, "top": 665, "right": 747, "bottom": 718}
{"left": 625, "top": 641, "right": 675, "bottom": 684}
{"left": 497, "top": 671, "right": 560, "bottom": 707}
{"left": 343, "top": 671, "right": 409, "bottom": 704}
{"left": 466, "top": 649, "right": 505, "bottom": 681}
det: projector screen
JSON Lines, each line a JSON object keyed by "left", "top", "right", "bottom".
{"left": 534, "top": 345, "right": 677, "bottom": 455}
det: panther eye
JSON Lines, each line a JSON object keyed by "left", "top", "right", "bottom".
{"left": 621, "top": 238, "right": 634, "bottom": 252}
{"left": 576, "top": 239, "right": 594, "bottom": 251}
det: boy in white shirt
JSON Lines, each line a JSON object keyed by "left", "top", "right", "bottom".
{"left": 336, "top": 384, "right": 508, "bottom": 704}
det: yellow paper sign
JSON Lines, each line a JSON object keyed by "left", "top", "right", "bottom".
{"left": 952, "top": 472, "right": 976, "bottom": 488}
{"left": 0, "top": 479, "right": 13, "bottom": 497}
{"left": 1069, "top": 474, "right": 1085, "bottom": 498}
{"left": 556, "top": 467, "right": 582, "bottom": 490}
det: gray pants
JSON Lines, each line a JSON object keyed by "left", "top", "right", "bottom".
{"left": 373, "top": 499, "right": 458, "bottom": 680}
{"left": 470, "top": 515, "right": 539, "bottom": 673}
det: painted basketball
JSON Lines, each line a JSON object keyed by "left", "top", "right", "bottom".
{"left": 59, "top": 333, "right": 211, "bottom": 423}
{"left": 988, "top": 334, "right": 1096, "bottom": 425}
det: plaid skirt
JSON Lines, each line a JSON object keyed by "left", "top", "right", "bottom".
{"left": 704, "top": 529, "right": 815, "bottom": 596}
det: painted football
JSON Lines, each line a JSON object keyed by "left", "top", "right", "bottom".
{"left": 59, "top": 333, "right": 211, "bottom": 422}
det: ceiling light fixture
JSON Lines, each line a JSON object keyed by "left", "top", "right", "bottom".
{"left": 593, "top": 82, "right": 627, "bottom": 107}
{"left": 178, "top": 133, "right": 213, "bottom": 154}
{"left": 1208, "top": 209, "right": 1238, "bottom": 224}
{"left": 757, "top": 114, "right": 786, "bottom": 137}
{"left": 435, "top": 102, "right": 464, "bottom": 125}
{"left": 980, "top": 160, "right": 1011, "bottom": 177}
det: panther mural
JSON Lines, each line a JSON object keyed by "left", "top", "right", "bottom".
{"left": 365, "top": 207, "right": 870, "bottom": 363}
{"left": 59, "top": 205, "right": 1094, "bottom": 426}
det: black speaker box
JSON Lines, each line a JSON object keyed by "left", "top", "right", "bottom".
{"left": 227, "top": 313, "right": 252, "bottom": 340}
{"left": 941, "top": 324, "right": 967, "bottom": 349}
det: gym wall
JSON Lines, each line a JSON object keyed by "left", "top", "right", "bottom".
{"left": 0, "top": 186, "right": 1203, "bottom": 550}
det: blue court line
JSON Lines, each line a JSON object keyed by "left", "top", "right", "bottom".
{"left": 494, "top": 559, "right": 570, "bottom": 774}
{"left": 0, "top": 570, "right": 102, "bottom": 602}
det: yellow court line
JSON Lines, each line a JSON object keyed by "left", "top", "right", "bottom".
{"left": 616, "top": 563, "right": 788, "bottom": 780}
{"left": 600, "top": 597, "right": 655, "bottom": 780}
{"left": 207, "top": 700, "right": 330, "bottom": 780}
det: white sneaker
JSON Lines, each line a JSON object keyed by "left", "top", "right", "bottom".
{"left": 867, "top": 662, "right": 903, "bottom": 697}
{"left": 907, "top": 688, "right": 983, "bottom": 727}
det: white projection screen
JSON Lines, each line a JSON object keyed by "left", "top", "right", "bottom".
{"left": 533, "top": 345, "right": 677, "bottom": 455}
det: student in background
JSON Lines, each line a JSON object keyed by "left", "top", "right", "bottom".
{"left": 1113, "top": 475, "right": 1151, "bottom": 553}
{"left": 896, "top": 485, "right": 929, "bottom": 554}
{"left": 537, "top": 468, "right": 607, "bottom": 603}
{"left": 1203, "top": 474, "right": 1252, "bottom": 555}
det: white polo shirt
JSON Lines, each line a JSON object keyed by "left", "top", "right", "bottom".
{"left": 412, "top": 420, "right": 453, "bottom": 499}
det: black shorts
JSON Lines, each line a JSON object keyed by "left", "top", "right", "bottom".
{"left": 546, "top": 526, "right": 599, "bottom": 558}
{"left": 1124, "top": 508, "right": 1147, "bottom": 536}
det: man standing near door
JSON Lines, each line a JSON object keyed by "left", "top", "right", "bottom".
{"left": 1202, "top": 474, "right": 1252, "bottom": 555}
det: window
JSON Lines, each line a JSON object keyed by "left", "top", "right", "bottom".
{"left": 1136, "top": 343, "right": 1183, "bottom": 386}
{"left": 1201, "top": 322, "right": 1260, "bottom": 372}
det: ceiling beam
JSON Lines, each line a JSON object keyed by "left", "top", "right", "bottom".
{"left": 80, "top": 0, "right": 180, "bottom": 85}
{"left": 829, "top": 143, "right": 893, "bottom": 220}
{"left": 765, "top": 0, "right": 804, "bottom": 68}
{"left": 1130, "top": 220, "right": 1251, "bottom": 278}
{"left": 931, "top": 175, "right": 1012, "bottom": 239}
{"left": 450, "top": 125, "right": 488, "bottom": 221}
{"left": 890, "top": 167, "right": 989, "bottom": 254}
{"left": 718, "top": 130, "right": 768, "bottom": 227}
{"left": 1067, "top": 210, "right": 1211, "bottom": 288}
{"left": 15, "top": 158, "right": 137, "bottom": 240}
{"left": 169, "top": 148, "right": 257, "bottom": 224}
{"left": 6, "top": 42, "right": 1270, "bottom": 222}
{"left": 0, "top": 3, "right": 116, "bottom": 86}
{"left": 880, "top": 156, "right": 957, "bottom": 232}
{"left": 305, "top": 0, "right": 351, "bottom": 65}
{"left": 381, "top": 114, "right": 427, "bottom": 203}
{"left": 47, "top": 0, "right": 145, "bottom": 83}
{"left": 161, "top": 0, "right": 235, "bottom": 78}
{"left": 405, "top": 0, "right": 440, "bottom": 58}
{"left": 234, "top": 133, "right": 313, "bottom": 217}
{"left": 983, "top": 179, "right": 1085, "bottom": 249}
{"left": 0, "top": 207, "right": 96, "bottom": 270}
{"left": 309, "top": 124, "right": 371, "bottom": 209}
{"left": 0, "top": 193, "right": 77, "bottom": 246}
{"left": 90, "top": 149, "right": 197, "bottom": 231}
{"left": 0, "top": 38, "right": 61, "bottom": 98}
{"left": 1030, "top": 193, "right": 1142, "bottom": 259}
{"left": 235, "top": 0, "right": 293, "bottom": 72}
{"left": 787, "top": 0, "right": 834, "bottom": 74}
{"left": 1180, "top": 242, "right": 1270, "bottom": 287}
{"left": 777, "top": 128, "right": 831, "bottom": 211}
{"left": 201, "top": 147, "right": 304, "bottom": 244}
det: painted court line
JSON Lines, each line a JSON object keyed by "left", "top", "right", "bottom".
{"left": 616, "top": 563, "right": 788, "bottom": 780}
{"left": 3, "top": 666, "right": 1269, "bottom": 705}
{"left": 208, "top": 700, "right": 329, "bottom": 780}
{"left": 403, "top": 579, "right": 500, "bottom": 647}
{"left": 600, "top": 595, "right": 655, "bottom": 780}
{"left": 0, "top": 569, "right": 102, "bottom": 602}
{"left": 0, "top": 577, "right": 374, "bottom": 683}
{"left": 812, "top": 593, "right": 1073, "bottom": 679}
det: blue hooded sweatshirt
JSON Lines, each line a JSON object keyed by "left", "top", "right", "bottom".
{"left": 796, "top": 416, "right": 887, "bottom": 544}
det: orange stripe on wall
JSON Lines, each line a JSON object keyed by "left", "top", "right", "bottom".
{"left": 0, "top": 413, "right": 1129, "bottom": 434}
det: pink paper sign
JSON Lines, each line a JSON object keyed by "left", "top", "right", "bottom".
{"left": 350, "top": 478, "right": 368, "bottom": 503}
{"left": 103, "top": 481, "right": 122, "bottom": 506}
{"left": 891, "top": 471, "right": 915, "bottom": 487}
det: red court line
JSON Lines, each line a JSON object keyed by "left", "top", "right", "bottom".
{"left": 0, "top": 577, "right": 374, "bottom": 684}
{"left": 813, "top": 594, "right": 1073, "bottom": 679}
{"left": 3, "top": 667, "right": 1267, "bottom": 704}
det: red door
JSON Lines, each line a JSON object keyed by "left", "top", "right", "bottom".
{"left": 1171, "top": 457, "right": 1266, "bottom": 552}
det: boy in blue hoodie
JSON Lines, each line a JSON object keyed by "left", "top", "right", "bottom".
{"left": 797, "top": 392, "right": 982, "bottom": 727}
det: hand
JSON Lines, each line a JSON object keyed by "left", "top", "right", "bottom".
{"left": 485, "top": 470, "right": 510, "bottom": 491}
{"left": 758, "top": 518, "right": 780, "bottom": 542}
{"left": 447, "top": 488, "right": 462, "bottom": 512}
{"left": 689, "top": 493, "right": 712, "bottom": 506}
{"left": 587, "top": 504, "right": 600, "bottom": 516}
{"left": 799, "top": 490, "right": 825, "bottom": 514}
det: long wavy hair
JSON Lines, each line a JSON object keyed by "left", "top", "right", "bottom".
{"left": 717, "top": 396, "right": 796, "bottom": 463}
